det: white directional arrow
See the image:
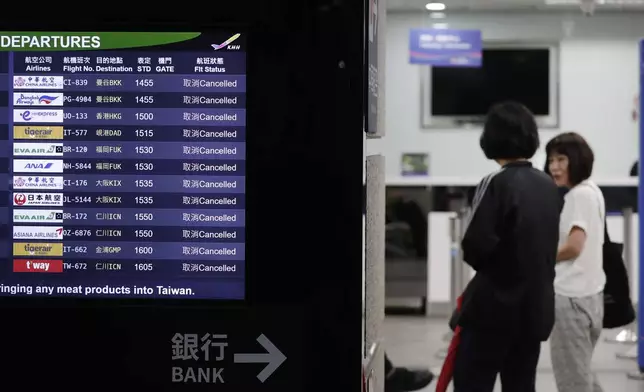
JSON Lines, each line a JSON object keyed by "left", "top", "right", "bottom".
{"left": 233, "top": 334, "right": 286, "bottom": 383}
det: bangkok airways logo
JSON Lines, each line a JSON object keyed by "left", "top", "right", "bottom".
{"left": 13, "top": 93, "right": 63, "bottom": 107}
{"left": 39, "top": 95, "right": 58, "bottom": 104}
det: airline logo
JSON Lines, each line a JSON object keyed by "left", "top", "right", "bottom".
{"left": 13, "top": 176, "right": 64, "bottom": 190}
{"left": 13, "top": 75, "right": 64, "bottom": 90}
{"left": 13, "top": 109, "right": 64, "bottom": 123}
{"left": 13, "top": 143, "right": 63, "bottom": 157}
{"left": 13, "top": 159, "right": 63, "bottom": 173}
{"left": 13, "top": 93, "right": 63, "bottom": 106}
{"left": 13, "top": 210, "right": 64, "bottom": 224}
{"left": 14, "top": 126, "right": 64, "bottom": 140}
{"left": 13, "top": 259, "right": 64, "bottom": 273}
{"left": 13, "top": 226, "right": 64, "bottom": 240}
{"left": 13, "top": 192, "right": 63, "bottom": 207}
{"left": 13, "top": 242, "right": 63, "bottom": 257}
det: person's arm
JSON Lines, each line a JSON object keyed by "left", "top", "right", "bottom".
{"left": 556, "top": 227, "right": 586, "bottom": 261}
{"left": 461, "top": 174, "right": 508, "bottom": 271}
{"left": 556, "top": 189, "right": 593, "bottom": 262}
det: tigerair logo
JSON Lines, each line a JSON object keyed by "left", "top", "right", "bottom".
{"left": 13, "top": 242, "right": 63, "bottom": 256}
{"left": 13, "top": 126, "right": 63, "bottom": 140}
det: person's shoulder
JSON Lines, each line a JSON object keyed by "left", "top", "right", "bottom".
{"left": 475, "top": 168, "right": 505, "bottom": 191}
{"left": 566, "top": 181, "right": 600, "bottom": 202}
{"left": 529, "top": 167, "right": 558, "bottom": 186}
{"left": 492, "top": 166, "right": 555, "bottom": 188}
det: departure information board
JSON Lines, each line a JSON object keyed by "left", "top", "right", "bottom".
{"left": 0, "top": 32, "right": 246, "bottom": 299}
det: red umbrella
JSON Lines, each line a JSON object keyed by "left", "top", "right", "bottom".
{"left": 435, "top": 295, "right": 463, "bottom": 392}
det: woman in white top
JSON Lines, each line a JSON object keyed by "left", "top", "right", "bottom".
{"left": 545, "top": 132, "right": 606, "bottom": 392}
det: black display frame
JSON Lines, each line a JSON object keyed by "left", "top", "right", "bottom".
{"left": 0, "top": 4, "right": 365, "bottom": 391}
{"left": 0, "top": 25, "right": 250, "bottom": 308}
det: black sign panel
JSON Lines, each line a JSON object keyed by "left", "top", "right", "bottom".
{"left": 365, "top": 0, "right": 381, "bottom": 135}
{"left": 0, "top": 4, "right": 364, "bottom": 392}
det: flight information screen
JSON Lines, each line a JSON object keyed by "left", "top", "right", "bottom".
{"left": 0, "top": 32, "right": 246, "bottom": 300}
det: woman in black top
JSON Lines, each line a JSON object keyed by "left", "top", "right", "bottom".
{"left": 452, "top": 102, "right": 562, "bottom": 392}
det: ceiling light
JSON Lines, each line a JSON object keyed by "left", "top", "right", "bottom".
{"left": 545, "top": 0, "right": 644, "bottom": 4}
{"left": 425, "top": 2, "right": 446, "bottom": 11}
{"left": 432, "top": 23, "right": 449, "bottom": 29}
{"left": 430, "top": 12, "right": 447, "bottom": 18}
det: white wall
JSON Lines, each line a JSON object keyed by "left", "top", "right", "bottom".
{"left": 427, "top": 212, "right": 640, "bottom": 306}
{"left": 371, "top": 12, "right": 643, "bottom": 179}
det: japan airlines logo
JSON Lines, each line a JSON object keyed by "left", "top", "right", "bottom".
{"left": 13, "top": 226, "right": 63, "bottom": 240}
{"left": 13, "top": 210, "right": 63, "bottom": 224}
{"left": 13, "top": 75, "right": 64, "bottom": 90}
{"left": 13, "top": 159, "right": 63, "bottom": 173}
{"left": 13, "top": 176, "right": 64, "bottom": 190}
{"left": 212, "top": 33, "right": 241, "bottom": 51}
{"left": 13, "top": 93, "right": 63, "bottom": 106}
{"left": 13, "top": 193, "right": 26, "bottom": 205}
{"left": 13, "top": 192, "right": 64, "bottom": 206}
{"left": 13, "top": 109, "right": 64, "bottom": 123}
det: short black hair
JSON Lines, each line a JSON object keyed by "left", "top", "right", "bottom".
{"left": 544, "top": 132, "right": 594, "bottom": 186}
{"left": 479, "top": 101, "right": 540, "bottom": 160}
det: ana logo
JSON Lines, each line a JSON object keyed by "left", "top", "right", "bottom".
{"left": 24, "top": 162, "right": 53, "bottom": 170}
{"left": 21, "top": 111, "right": 32, "bottom": 121}
{"left": 14, "top": 159, "right": 62, "bottom": 173}
{"left": 39, "top": 95, "right": 58, "bottom": 104}
{"left": 14, "top": 193, "right": 26, "bottom": 205}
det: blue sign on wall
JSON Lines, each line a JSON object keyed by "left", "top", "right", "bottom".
{"left": 409, "top": 28, "right": 482, "bottom": 67}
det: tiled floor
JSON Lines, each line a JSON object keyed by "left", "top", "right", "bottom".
{"left": 384, "top": 316, "right": 644, "bottom": 391}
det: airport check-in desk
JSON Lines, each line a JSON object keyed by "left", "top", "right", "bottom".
{"left": 386, "top": 184, "right": 639, "bottom": 318}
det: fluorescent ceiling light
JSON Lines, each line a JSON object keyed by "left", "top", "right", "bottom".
{"left": 430, "top": 12, "right": 447, "bottom": 18}
{"left": 544, "top": 0, "right": 580, "bottom": 4}
{"left": 432, "top": 23, "right": 449, "bottom": 29}
{"left": 545, "top": 0, "right": 644, "bottom": 4}
{"left": 426, "top": 2, "right": 446, "bottom": 11}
